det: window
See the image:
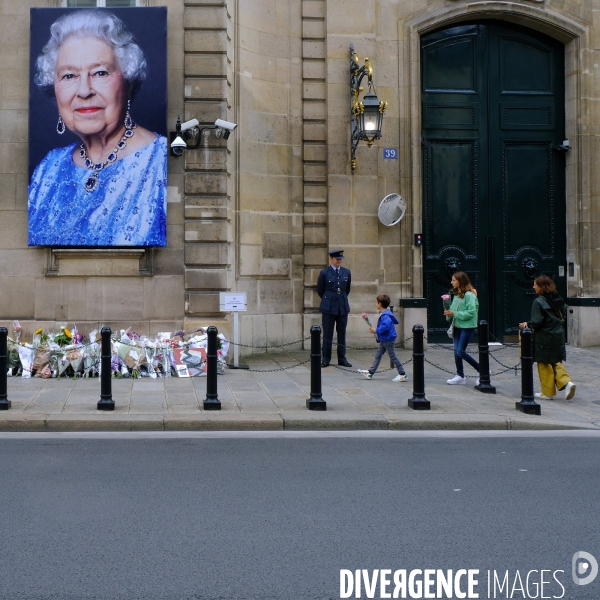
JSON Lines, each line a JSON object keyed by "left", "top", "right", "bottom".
{"left": 65, "top": 1, "right": 141, "bottom": 7}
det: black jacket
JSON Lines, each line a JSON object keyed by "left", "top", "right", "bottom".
{"left": 528, "top": 293, "right": 567, "bottom": 364}
{"left": 317, "top": 265, "right": 351, "bottom": 315}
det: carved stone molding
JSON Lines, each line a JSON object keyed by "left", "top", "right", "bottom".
{"left": 46, "top": 249, "right": 153, "bottom": 277}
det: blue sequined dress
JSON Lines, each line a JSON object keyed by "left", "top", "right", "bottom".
{"left": 28, "top": 135, "right": 167, "bottom": 246}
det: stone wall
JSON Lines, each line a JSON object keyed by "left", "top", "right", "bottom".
{"left": 320, "top": 0, "right": 409, "bottom": 345}
{"left": 234, "top": 0, "right": 305, "bottom": 349}
{"left": 1, "top": 0, "right": 600, "bottom": 348}
{"left": 181, "top": 0, "right": 233, "bottom": 338}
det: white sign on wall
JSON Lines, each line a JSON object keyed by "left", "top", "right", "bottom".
{"left": 219, "top": 293, "right": 247, "bottom": 312}
{"left": 219, "top": 292, "right": 248, "bottom": 369}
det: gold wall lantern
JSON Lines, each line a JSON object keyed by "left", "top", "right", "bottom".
{"left": 350, "top": 45, "right": 387, "bottom": 172}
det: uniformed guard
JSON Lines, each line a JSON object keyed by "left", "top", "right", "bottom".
{"left": 317, "top": 249, "right": 352, "bottom": 368}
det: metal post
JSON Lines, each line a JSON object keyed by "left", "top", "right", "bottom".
{"left": 229, "top": 311, "right": 248, "bottom": 369}
{"left": 306, "top": 325, "right": 326, "bottom": 410}
{"left": 0, "top": 328, "right": 11, "bottom": 410}
{"left": 97, "top": 327, "right": 114, "bottom": 411}
{"left": 475, "top": 320, "right": 496, "bottom": 394}
{"left": 408, "top": 324, "right": 430, "bottom": 410}
{"left": 204, "top": 326, "right": 221, "bottom": 410}
{"left": 234, "top": 311, "right": 239, "bottom": 367}
{"left": 515, "top": 328, "right": 540, "bottom": 415}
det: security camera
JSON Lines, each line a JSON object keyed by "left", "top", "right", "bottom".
{"left": 553, "top": 139, "right": 571, "bottom": 152}
{"left": 181, "top": 118, "right": 199, "bottom": 133}
{"left": 170, "top": 135, "right": 187, "bottom": 156}
{"left": 214, "top": 119, "right": 237, "bottom": 131}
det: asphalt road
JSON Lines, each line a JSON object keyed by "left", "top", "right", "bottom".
{"left": 0, "top": 432, "right": 599, "bottom": 600}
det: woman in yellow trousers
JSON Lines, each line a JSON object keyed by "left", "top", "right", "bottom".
{"left": 519, "top": 275, "right": 576, "bottom": 400}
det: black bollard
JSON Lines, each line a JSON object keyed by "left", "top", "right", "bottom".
{"left": 204, "top": 326, "right": 221, "bottom": 410}
{"left": 97, "top": 327, "right": 115, "bottom": 411}
{"left": 515, "top": 328, "right": 540, "bottom": 415}
{"left": 408, "top": 324, "right": 430, "bottom": 410}
{"left": 306, "top": 325, "right": 326, "bottom": 410}
{"left": 0, "top": 328, "right": 11, "bottom": 410}
{"left": 475, "top": 320, "right": 496, "bottom": 394}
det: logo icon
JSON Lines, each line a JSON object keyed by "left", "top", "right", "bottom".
{"left": 572, "top": 551, "right": 598, "bottom": 585}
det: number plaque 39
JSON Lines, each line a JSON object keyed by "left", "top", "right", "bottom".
{"left": 383, "top": 148, "right": 398, "bottom": 159}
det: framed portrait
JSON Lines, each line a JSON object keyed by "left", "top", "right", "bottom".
{"left": 28, "top": 7, "right": 168, "bottom": 247}
{"left": 172, "top": 348, "right": 208, "bottom": 378}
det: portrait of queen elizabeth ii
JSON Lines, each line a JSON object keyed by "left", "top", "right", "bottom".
{"left": 28, "top": 8, "right": 167, "bottom": 247}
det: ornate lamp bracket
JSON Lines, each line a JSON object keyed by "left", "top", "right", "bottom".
{"left": 350, "top": 45, "right": 387, "bottom": 172}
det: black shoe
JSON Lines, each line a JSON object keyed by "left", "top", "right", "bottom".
{"left": 338, "top": 358, "right": 352, "bottom": 367}
{"left": 321, "top": 361, "right": 330, "bottom": 368}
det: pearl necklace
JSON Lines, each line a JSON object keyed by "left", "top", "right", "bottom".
{"left": 79, "top": 118, "right": 136, "bottom": 193}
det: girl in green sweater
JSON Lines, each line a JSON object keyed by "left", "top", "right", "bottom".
{"left": 443, "top": 271, "right": 480, "bottom": 385}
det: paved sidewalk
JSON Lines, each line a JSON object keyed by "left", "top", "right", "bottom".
{"left": 2, "top": 343, "right": 600, "bottom": 431}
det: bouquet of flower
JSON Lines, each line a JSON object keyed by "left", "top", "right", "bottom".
{"left": 32, "top": 346, "right": 53, "bottom": 379}
{"left": 57, "top": 345, "right": 84, "bottom": 377}
{"left": 17, "top": 345, "right": 35, "bottom": 379}
{"left": 7, "top": 345, "right": 20, "bottom": 376}
{"left": 83, "top": 330, "right": 100, "bottom": 378}
{"left": 361, "top": 313, "right": 372, "bottom": 328}
{"left": 13, "top": 320, "right": 21, "bottom": 344}
{"left": 71, "top": 324, "right": 83, "bottom": 345}
{"left": 441, "top": 294, "right": 451, "bottom": 310}
{"left": 54, "top": 327, "right": 72, "bottom": 347}
{"left": 33, "top": 328, "right": 49, "bottom": 347}
{"left": 143, "top": 344, "right": 158, "bottom": 379}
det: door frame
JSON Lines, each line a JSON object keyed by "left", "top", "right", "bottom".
{"left": 398, "top": 3, "right": 589, "bottom": 310}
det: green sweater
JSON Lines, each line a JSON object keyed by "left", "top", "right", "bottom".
{"left": 448, "top": 291, "right": 479, "bottom": 329}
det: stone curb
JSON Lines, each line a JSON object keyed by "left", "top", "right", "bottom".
{"left": 282, "top": 413, "right": 388, "bottom": 431}
{"left": 0, "top": 413, "right": 597, "bottom": 432}
{"left": 163, "top": 413, "right": 283, "bottom": 431}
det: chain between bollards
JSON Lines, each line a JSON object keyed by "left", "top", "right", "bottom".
{"left": 307, "top": 325, "right": 326, "bottom": 410}
{"left": 515, "top": 328, "right": 540, "bottom": 415}
{"left": 97, "top": 326, "right": 114, "bottom": 411}
{"left": 0, "top": 328, "right": 10, "bottom": 410}
{"left": 204, "top": 326, "right": 221, "bottom": 410}
{"left": 408, "top": 324, "right": 430, "bottom": 410}
{"left": 475, "top": 320, "right": 496, "bottom": 394}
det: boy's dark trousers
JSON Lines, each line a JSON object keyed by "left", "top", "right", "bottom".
{"left": 369, "top": 340, "right": 405, "bottom": 375}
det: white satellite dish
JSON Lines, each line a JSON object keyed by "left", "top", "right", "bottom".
{"left": 378, "top": 193, "right": 406, "bottom": 226}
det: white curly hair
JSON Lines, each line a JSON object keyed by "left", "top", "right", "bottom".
{"left": 34, "top": 10, "right": 147, "bottom": 96}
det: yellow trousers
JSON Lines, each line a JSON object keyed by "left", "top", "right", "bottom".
{"left": 537, "top": 362, "right": 571, "bottom": 397}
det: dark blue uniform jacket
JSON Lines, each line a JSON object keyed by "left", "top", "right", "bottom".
{"left": 317, "top": 265, "right": 351, "bottom": 315}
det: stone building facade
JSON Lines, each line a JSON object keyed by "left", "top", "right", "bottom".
{"left": 1, "top": 0, "right": 600, "bottom": 349}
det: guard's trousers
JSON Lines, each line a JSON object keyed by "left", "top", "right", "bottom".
{"left": 321, "top": 312, "right": 348, "bottom": 363}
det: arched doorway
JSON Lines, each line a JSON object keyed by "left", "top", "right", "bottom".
{"left": 421, "top": 21, "right": 566, "bottom": 342}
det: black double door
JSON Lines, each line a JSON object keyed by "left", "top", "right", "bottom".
{"left": 421, "top": 22, "right": 566, "bottom": 341}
